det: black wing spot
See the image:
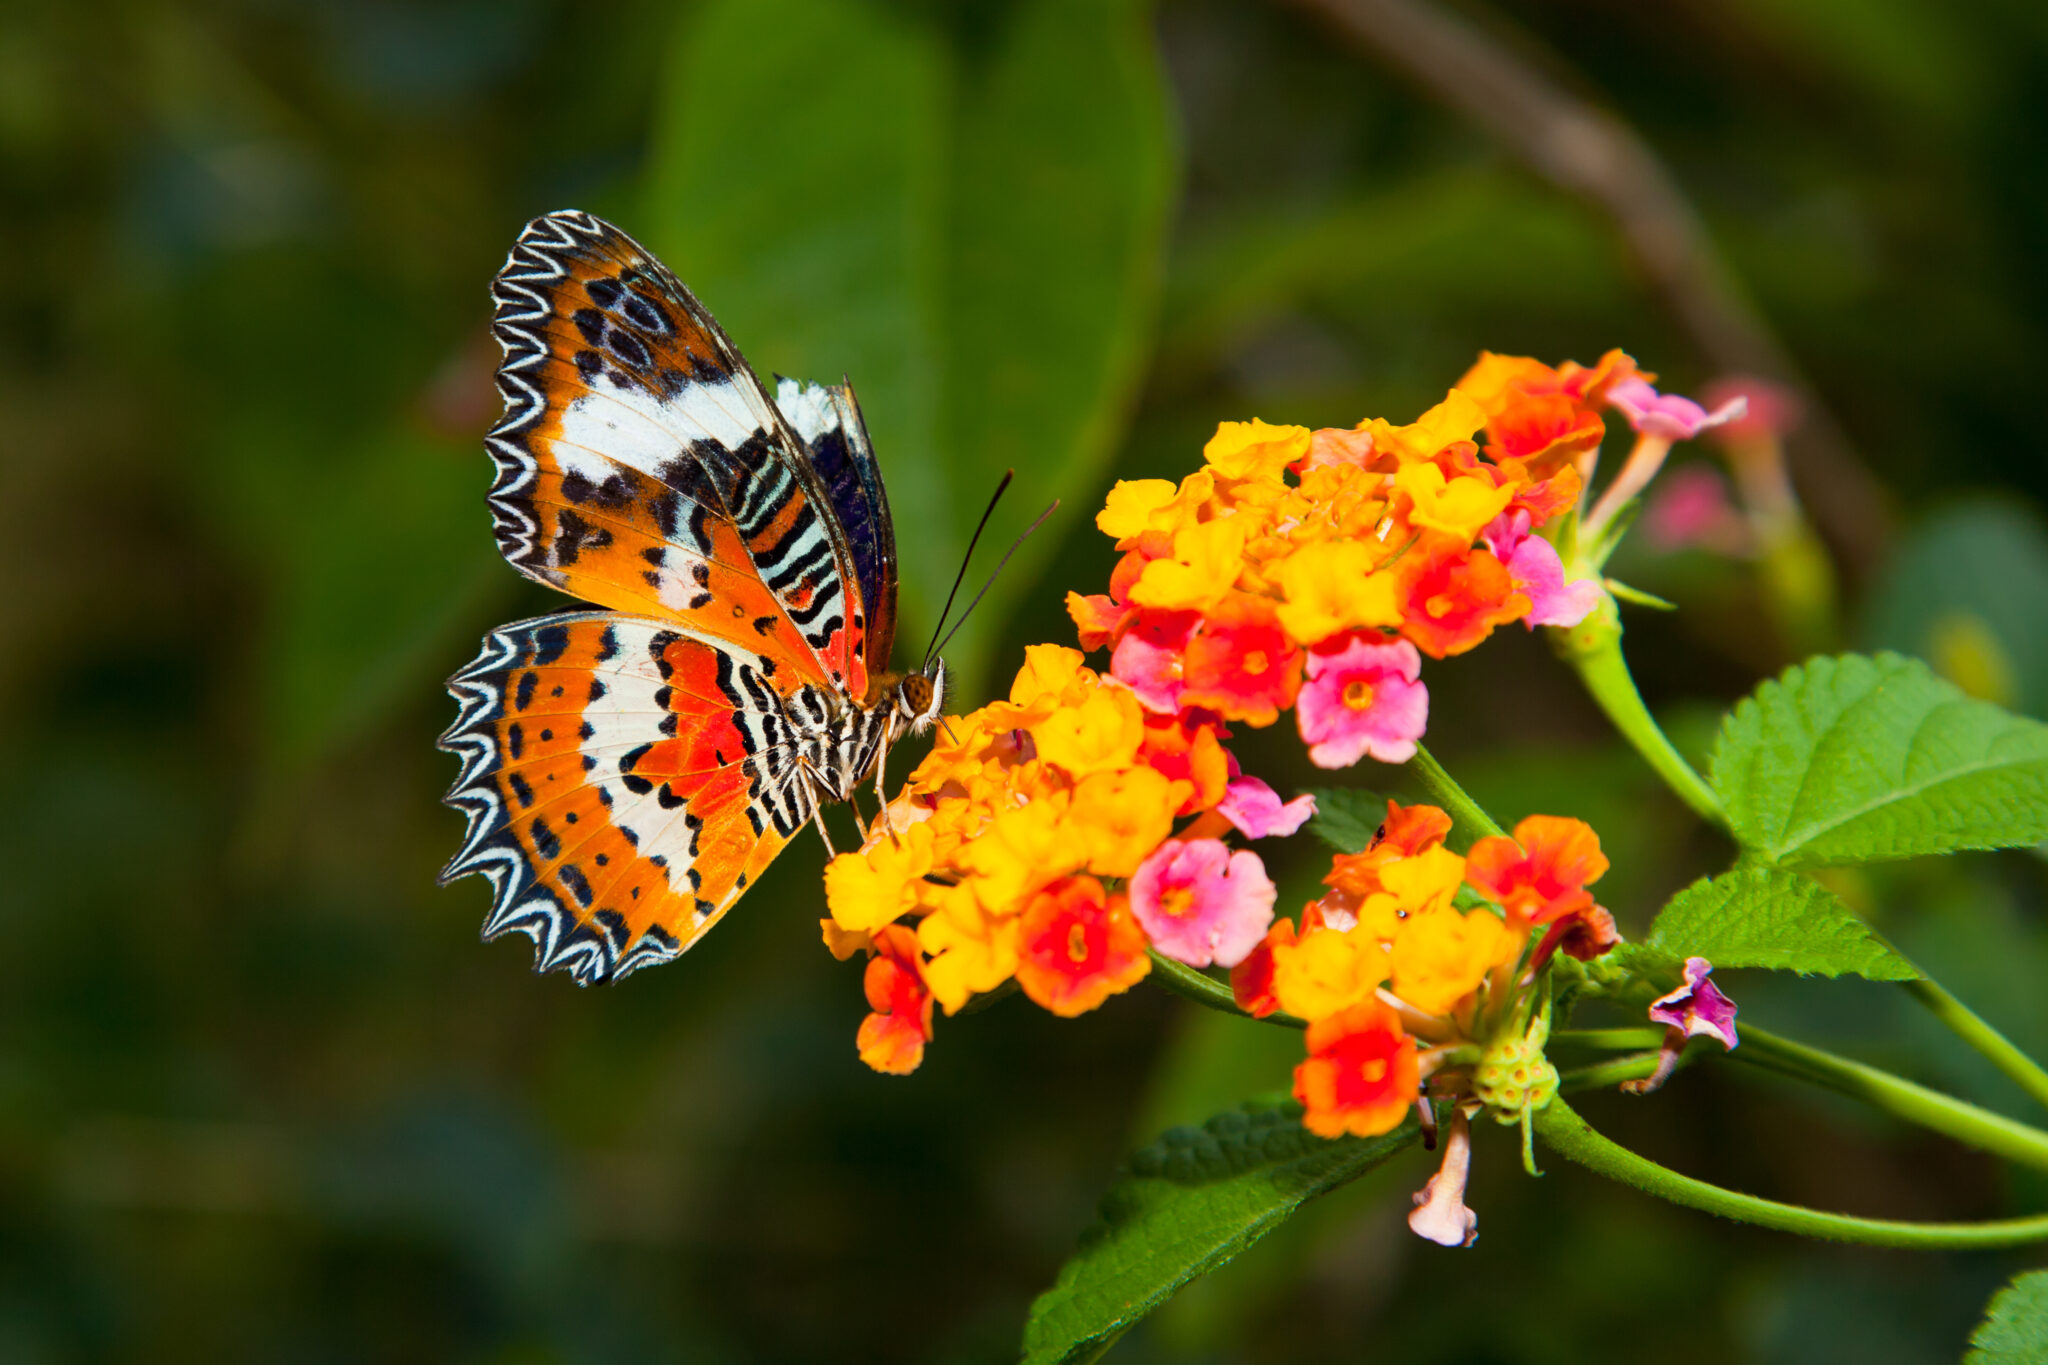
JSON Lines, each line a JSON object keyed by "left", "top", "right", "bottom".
{"left": 507, "top": 722, "right": 524, "bottom": 760}
{"left": 574, "top": 348, "right": 604, "bottom": 382}
{"left": 533, "top": 624, "right": 571, "bottom": 665}
{"left": 508, "top": 773, "right": 534, "bottom": 806}
{"left": 588, "top": 679, "right": 607, "bottom": 702}
{"left": 539, "top": 728, "right": 553, "bottom": 743}
{"left": 582, "top": 754, "right": 597, "bottom": 772}
{"left": 530, "top": 817, "right": 561, "bottom": 860}
{"left": 596, "top": 626, "right": 619, "bottom": 662}
{"left": 555, "top": 509, "right": 612, "bottom": 566}
{"left": 565, "top": 810, "right": 578, "bottom": 825}
{"left": 578, "top": 721, "right": 595, "bottom": 741}
{"left": 515, "top": 671, "right": 538, "bottom": 711}
{"left": 595, "top": 853, "right": 609, "bottom": 867}
{"left": 608, "top": 330, "right": 651, "bottom": 369}
{"left": 623, "top": 294, "right": 670, "bottom": 332}
{"left": 752, "top": 616, "right": 777, "bottom": 636}
{"left": 688, "top": 593, "right": 712, "bottom": 610}
{"left": 559, "top": 863, "right": 594, "bottom": 907}
{"left": 586, "top": 277, "right": 624, "bottom": 310}
{"left": 571, "top": 308, "right": 607, "bottom": 346}
{"left": 656, "top": 785, "right": 684, "bottom": 810}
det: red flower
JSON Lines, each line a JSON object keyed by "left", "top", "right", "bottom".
{"left": 856, "top": 925, "right": 935, "bottom": 1075}
{"left": 1464, "top": 814, "right": 1609, "bottom": 928}
{"left": 1391, "top": 534, "right": 1530, "bottom": 659}
{"left": 1179, "top": 593, "right": 1303, "bottom": 727}
{"left": 1294, "top": 998, "right": 1419, "bottom": 1138}
{"left": 1014, "top": 876, "right": 1151, "bottom": 1017}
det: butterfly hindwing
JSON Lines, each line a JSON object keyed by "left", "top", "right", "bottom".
{"left": 440, "top": 610, "right": 825, "bottom": 984}
{"left": 485, "top": 210, "right": 874, "bottom": 697}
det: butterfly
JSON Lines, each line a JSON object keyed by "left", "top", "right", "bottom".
{"left": 438, "top": 210, "right": 947, "bottom": 985}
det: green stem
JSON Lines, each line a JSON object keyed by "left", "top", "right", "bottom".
{"left": 1548, "top": 600, "right": 1728, "bottom": 831}
{"left": 1535, "top": 1097, "right": 2048, "bottom": 1248}
{"left": 1558, "top": 1049, "right": 1678, "bottom": 1093}
{"left": 1408, "top": 744, "right": 1505, "bottom": 843}
{"left": 1738, "top": 1025, "right": 2048, "bottom": 1173}
{"left": 1903, "top": 977, "right": 2048, "bottom": 1116}
{"left": 1146, "top": 949, "right": 1305, "bottom": 1029}
{"left": 1552, "top": 1026, "right": 2048, "bottom": 1173}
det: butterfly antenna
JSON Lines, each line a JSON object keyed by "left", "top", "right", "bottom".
{"left": 923, "top": 470, "right": 1015, "bottom": 669}
{"left": 930, "top": 499, "right": 1060, "bottom": 660}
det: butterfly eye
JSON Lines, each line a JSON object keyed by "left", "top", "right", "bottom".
{"left": 900, "top": 674, "right": 934, "bottom": 716}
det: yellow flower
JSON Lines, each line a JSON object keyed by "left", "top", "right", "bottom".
{"left": 1359, "top": 389, "right": 1487, "bottom": 463}
{"left": 918, "top": 885, "right": 1022, "bottom": 1014}
{"left": 824, "top": 822, "right": 936, "bottom": 934}
{"left": 1009, "top": 643, "right": 1097, "bottom": 711}
{"left": 819, "top": 918, "right": 871, "bottom": 962}
{"left": 1068, "top": 766, "right": 1178, "bottom": 879}
{"left": 1387, "top": 902, "right": 1520, "bottom": 1015}
{"left": 1271, "top": 539, "right": 1403, "bottom": 646}
{"left": 1271, "top": 925, "right": 1388, "bottom": 1020}
{"left": 1356, "top": 845, "right": 1469, "bottom": 940}
{"left": 1395, "top": 463, "right": 1515, "bottom": 542}
{"left": 1127, "top": 517, "right": 1248, "bottom": 612}
{"left": 1204, "top": 419, "right": 1312, "bottom": 481}
{"left": 1097, "top": 470, "right": 1216, "bottom": 543}
{"left": 958, "top": 792, "right": 1084, "bottom": 916}
{"left": 1031, "top": 681, "right": 1145, "bottom": 780}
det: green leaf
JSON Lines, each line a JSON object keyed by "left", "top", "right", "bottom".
{"left": 1966, "top": 1269, "right": 2048, "bottom": 1364}
{"left": 1710, "top": 652, "right": 2048, "bottom": 867}
{"left": 1021, "top": 1102, "right": 1416, "bottom": 1365}
{"left": 1647, "top": 866, "right": 1918, "bottom": 980}
{"left": 1303, "top": 786, "right": 1387, "bottom": 854}
{"left": 643, "top": 0, "right": 1174, "bottom": 692}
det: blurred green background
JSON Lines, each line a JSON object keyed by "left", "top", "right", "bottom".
{"left": 6, "top": 0, "right": 2048, "bottom": 1360}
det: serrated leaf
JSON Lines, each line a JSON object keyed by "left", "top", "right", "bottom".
{"left": 1304, "top": 787, "right": 1387, "bottom": 854}
{"left": 1710, "top": 653, "right": 2048, "bottom": 867}
{"left": 1966, "top": 1270, "right": 2048, "bottom": 1364}
{"left": 643, "top": 0, "right": 1173, "bottom": 692}
{"left": 1021, "top": 1103, "right": 1416, "bottom": 1365}
{"left": 1647, "top": 866, "right": 1918, "bottom": 980}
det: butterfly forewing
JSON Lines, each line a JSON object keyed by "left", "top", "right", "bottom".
{"left": 485, "top": 210, "right": 873, "bottom": 698}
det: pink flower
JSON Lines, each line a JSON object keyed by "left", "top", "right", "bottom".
{"left": 1481, "top": 512, "right": 1601, "bottom": 629}
{"left": 1217, "top": 776, "right": 1317, "bottom": 839}
{"left": 1606, "top": 377, "right": 1747, "bottom": 442}
{"left": 1128, "top": 838, "right": 1276, "bottom": 969}
{"left": 1642, "top": 465, "right": 1745, "bottom": 552}
{"left": 1109, "top": 610, "right": 1198, "bottom": 714}
{"left": 1625, "top": 957, "right": 1739, "bottom": 1095}
{"left": 1650, "top": 956, "right": 1739, "bottom": 1050}
{"left": 1296, "top": 633, "right": 1428, "bottom": 768}
{"left": 1700, "top": 374, "right": 1803, "bottom": 443}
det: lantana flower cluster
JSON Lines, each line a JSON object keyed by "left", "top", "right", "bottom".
{"left": 819, "top": 349, "right": 1745, "bottom": 1242}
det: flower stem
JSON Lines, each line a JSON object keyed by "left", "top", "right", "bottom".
{"left": 1737, "top": 1024, "right": 2048, "bottom": 1173}
{"left": 1551, "top": 1025, "right": 2048, "bottom": 1172}
{"left": 1145, "top": 949, "right": 1305, "bottom": 1029}
{"left": 1902, "top": 977, "right": 2048, "bottom": 1116}
{"left": 1548, "top": 598, "right": 1728, "bottom": 831}
{"left": 1534, "top": 1097, "right": 2048, "bottom": 1248}
{"left": 1408, "top": 745, "right": 1505, "bottom": 843}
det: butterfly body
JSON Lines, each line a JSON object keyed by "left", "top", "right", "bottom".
{"left": 440, "top": 210, "right": 942, "bottom": 985}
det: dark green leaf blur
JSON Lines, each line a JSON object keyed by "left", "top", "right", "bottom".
{"left": 4, "top": 0, "right": 2046, "bottom": 1361}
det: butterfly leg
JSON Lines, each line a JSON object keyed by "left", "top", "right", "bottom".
{"left": 869, "top": 729, "right": 894, "bottom": 839}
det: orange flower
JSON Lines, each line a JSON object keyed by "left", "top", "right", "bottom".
{"left": 1323, "top": 801, "right": 1454, "bottom": 900}
{"left": 1137, "top": 709, "right": 1232, "bottom": 815}
{"left": 1014, "top": 876, "right": 1151, "bottom": 1017}
{"left": 1464, "top": 814, "right": 1610, "bottom": 927}
{"left": 1385, "top": 901, "right": 1521, "bottom": 1015}
{"left": 1179, "top": 593, "right": 1303, "bottom": 726}
{"left": 1294, "top": 999, "right": 1419, "bottom": 1138}
{"left": 856, "top": 926, "right": 935, "bottom": 1075}
{"left": 1391, "top": 534, "right": 1530, "bottom": 659}
{"left": 1231, "top": 916, "right": 1296, "bottom": 1018}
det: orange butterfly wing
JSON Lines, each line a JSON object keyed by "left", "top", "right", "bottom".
{"left": 440, "top": 612, "right": 835, "bottom": 983}
{"left": 486, "top": 210, "right": 873, "bottom": 698}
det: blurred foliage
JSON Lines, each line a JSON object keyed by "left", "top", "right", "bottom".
{"left": 1, "top": 0, "right": 2046, "bottom": 1361}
